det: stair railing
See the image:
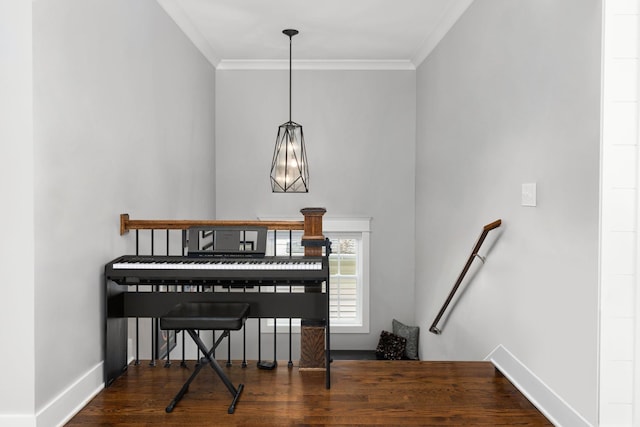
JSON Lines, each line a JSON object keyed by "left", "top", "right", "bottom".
{"left": 429, "top": 219, "right": 502, "bottom": 334}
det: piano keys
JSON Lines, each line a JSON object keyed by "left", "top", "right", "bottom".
{"left": 106, "top": 255, "right": 327, "bottom": 285}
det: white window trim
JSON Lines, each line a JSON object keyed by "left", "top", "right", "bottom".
{"left": 257, "top": 216, "right": 371, "bottom": 334}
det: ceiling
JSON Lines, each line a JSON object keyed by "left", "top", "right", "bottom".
{"left": 157, "top": 0, "right": 474, "bottom": 70}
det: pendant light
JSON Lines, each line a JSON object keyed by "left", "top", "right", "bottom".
{"left": 270, "top": 29, "right": 309, "bottom": 193}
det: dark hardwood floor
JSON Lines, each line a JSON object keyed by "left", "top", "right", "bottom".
{"left": 68, "top": 360, "right": 551, "bottom": 426}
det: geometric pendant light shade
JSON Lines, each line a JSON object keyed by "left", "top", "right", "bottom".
{"left": 270, "top": 29, "right": 309, "bottom": 193}
{"left": 270, "top": 122, "right": 309, "bottom": 192}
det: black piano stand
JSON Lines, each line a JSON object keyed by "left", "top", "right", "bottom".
{"left": 161, "top": 302, "right": 249, "bottom": 414}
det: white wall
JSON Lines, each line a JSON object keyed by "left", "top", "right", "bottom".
{"left": 600, "top": 1, "right": 640, "bottom": 425}
{"left": 31, "top": 0, "right": 215, "bottom": 418}
{"left": 0, "top": 0, "right": 35, "bottom": 420}
{"left": 415, "top": 0, "right": 601, "bottom": 424}
{"left": 215, "top": 69, "right": 416, "bottom": 351}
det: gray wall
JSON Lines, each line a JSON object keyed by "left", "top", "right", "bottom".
{"left": 415, "top": 0, "right": 601, "bottom": 423}
{"left": 215, "top": 69, "right": 416, "bottom": 351}
{"left": 1, "top": 1, "right": 605, "bottom": 423}
{"left": 0, "top": 0, "right": 35, "bottom": 416}
{"left": 31, "top": 0, "right": 216, "bottom": 413}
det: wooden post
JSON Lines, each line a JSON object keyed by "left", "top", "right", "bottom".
{"left": 300, "top": 207, "right": 326, "bottom": 256}
{"left": 299, "top": 207, "right": 327, "bottom": 370}
{"left": 299, "top": 321, "right": 326, "bottom": 370}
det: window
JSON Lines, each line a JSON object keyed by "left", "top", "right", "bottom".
{"left": 262, "top": 218, "right": 370, "bottom": 333}
{"left": 327, "top": 234, "right": 360, "bottom": 326}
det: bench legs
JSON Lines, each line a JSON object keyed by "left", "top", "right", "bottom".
{"left": 166, "top": 329, "right": 244, "bottom": 414}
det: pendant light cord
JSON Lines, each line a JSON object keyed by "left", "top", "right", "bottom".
{"left": 289, "top": 33, "right": 292, "bottom": 123}
{"left": 282, "top": 29, "right": 298, "bottom": 123}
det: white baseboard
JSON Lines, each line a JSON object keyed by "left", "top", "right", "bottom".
{"left": 0, "top": 362, "right": 103, "bottom": 427}
{"left": 36, "top": 361, "right": 104, "bottom": 427}
{"left": 485, "top": 344, "right": 592, "bottom": 427}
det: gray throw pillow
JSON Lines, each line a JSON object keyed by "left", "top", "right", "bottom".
{"left": 392, "top": 319, "right": 419, "bottom": 360}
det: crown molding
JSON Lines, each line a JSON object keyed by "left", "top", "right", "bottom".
{"left": 216, "top": 59, "right": 415, "bottom": 71}
{"left": 156, "top": 0, "right": 220, "bottom": 68}
{"left": 158, "top": 0, "right": 474, "bottom": 71}
{"left": 411, "top": 0, "right": 475, "bottom": 67}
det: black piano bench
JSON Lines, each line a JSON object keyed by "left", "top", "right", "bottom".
{"left": 160, "top": 302, "right": 250, "bottom": 414}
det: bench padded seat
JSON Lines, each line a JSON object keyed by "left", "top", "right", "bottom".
{"left": 161, "top": 302, "right": 250, "bottom": 331}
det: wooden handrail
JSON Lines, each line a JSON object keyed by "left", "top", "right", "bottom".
{"left": 429, "top": 219, "right": 502, "bottom": 335}
{"left": 483, "top": 219, "right": 502, "bottom": 232}
{"left": 120, "top": 214, "right": 304, "bottom": 235}
{"left": 119, "top": 208, "right": 327, "bottom": 253}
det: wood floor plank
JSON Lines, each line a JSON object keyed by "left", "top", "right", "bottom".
{"left": 67, "top": 360, "right": 551, "bottom": 426}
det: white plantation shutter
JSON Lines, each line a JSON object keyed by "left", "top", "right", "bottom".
{"left": 262, "top": 218, "right": 370, "bottom": 333}
{"left": 328, "top": 238, "right": 360, "bottom": 323}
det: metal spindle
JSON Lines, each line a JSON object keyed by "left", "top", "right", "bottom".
{"left": 273, "top": 316, "right": 277, "bottom": 366}
{"left": 196, "top": 282, "right": 202, "bottom": 366}
{"left": 180, "top": 230, "right": 187, "bottom": 367}
{"left": 242, "top": 284, "right": 247, "bottom": 368}
{"left": 164, "top": 229, "right": 171, "bottom": 368}
{"left": 150, "top": 230, "right": 156, "bottom": 367}
{"left": 257, "top": 314, "right": 262, "bottom": 363}
{"left": 288, "top": 229, "right": 293, "bottom": 368}
{"left": 135, "top": 230, "right": 140, "bottom": 366}
{"left": 273, "top": 230, "right": 278, "bottom": 367}
{"left": 227, "top": 283, "right": 232, "bottom": 367}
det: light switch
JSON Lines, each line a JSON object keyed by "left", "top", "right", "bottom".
{"left": 521, "top": 183, "right": 537, "bottom": 207}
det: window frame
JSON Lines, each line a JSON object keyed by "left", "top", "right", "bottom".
{"left": 259, "top": 217, "right": 371, "bottom": 334}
